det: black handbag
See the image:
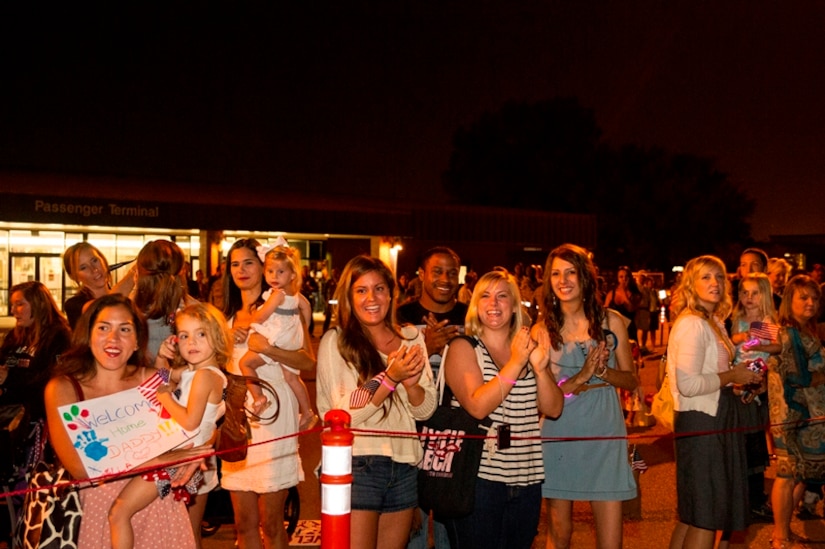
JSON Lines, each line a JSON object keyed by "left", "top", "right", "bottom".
{"left": 417, "top": 336, "right": 492, "bottom": 520}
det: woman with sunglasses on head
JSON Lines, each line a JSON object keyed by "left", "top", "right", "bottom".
{"left": 62, "top": 242, "right": 136, "bottom": 330}
{"left": 533, "top": 244, "right": 639, "bottom": 549}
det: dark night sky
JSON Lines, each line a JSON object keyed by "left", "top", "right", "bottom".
{"left": 2, "top": 3, "right": 824, "bottom": 241}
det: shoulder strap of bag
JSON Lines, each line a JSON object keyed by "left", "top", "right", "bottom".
{"left": 224, "top": 372, "right": 281, "bottom": 424}
{"left": 437, "top": 335, "right": 480, "bottom": 406}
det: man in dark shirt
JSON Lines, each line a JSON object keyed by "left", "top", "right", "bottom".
{"left": 397, "top": 246, "right": 465, "bottom": 549}
{"left": 396, "top": 247, "right": 467, "bottom": 375}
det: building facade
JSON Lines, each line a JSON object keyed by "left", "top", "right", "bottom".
{"left": 0, "top": 171, "right": 597, "bottom": 317}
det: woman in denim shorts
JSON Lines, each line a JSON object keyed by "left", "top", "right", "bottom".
{"left": 317, "top": 255, "right": 437, "bottom": 548}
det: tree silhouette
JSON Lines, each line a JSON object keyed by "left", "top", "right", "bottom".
{"left": 443, "top": 98, "right": 605, "bottom": 212}
{"left": 442, "top": 98, "right": 754, "bottom": 271}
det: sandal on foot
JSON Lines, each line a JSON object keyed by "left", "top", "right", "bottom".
{"left": 300, "top": 412, "right": 320, "bottom": 431}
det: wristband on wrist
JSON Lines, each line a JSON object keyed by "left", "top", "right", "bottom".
{"left": 380, "top": 377, "right": 396, "bottom": 392}
{"left": 385, "top": 371, "right": 400, "bottom": 384}
{"left": 594, "top": 364, "right": 608, "bottom": 380}
{"left": 557, "top": 377, "right": 574, "bottom": 398}
{"left": 496, "top": 373, "right": 517, "bottom": 386}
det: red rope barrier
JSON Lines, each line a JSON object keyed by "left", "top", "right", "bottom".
{"left": 353, "top": 414, "right": 825, "bottom": 443}
{"left": 7, "top": 414, "right": 821, "bottom": 499}
{"left": 2, "top": 423, "right": 324, "bottom": 499}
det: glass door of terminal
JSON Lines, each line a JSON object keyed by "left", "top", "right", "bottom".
{"left": 8, "top": 253, "right": 63, "bottom": 313}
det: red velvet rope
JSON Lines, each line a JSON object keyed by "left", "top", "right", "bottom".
{"left": 5, "top": 414, "right": 822, "bottom": 498}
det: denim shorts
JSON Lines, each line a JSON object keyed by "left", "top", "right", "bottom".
{"left": 351, "top": 455, "right": 417, "bottom": 513}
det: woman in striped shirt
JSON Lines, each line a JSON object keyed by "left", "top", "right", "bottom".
{"left": 442, "top": 270, "right": 563, "bottom": 548}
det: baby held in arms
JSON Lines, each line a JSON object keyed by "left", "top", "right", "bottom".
{"left": 238, "top": 241, "right": 319, "bottom": 430}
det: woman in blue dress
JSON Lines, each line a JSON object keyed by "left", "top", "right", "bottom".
{"left": 532, "top": 243, "right": 638, "bottom": 549}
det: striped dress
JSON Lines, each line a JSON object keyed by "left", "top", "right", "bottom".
{"left": 451, "top": 336, "right": 544, "bottom": 486}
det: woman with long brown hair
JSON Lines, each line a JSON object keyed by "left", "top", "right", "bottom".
{"left": 317, "top": 255, "right": 437, "bottom": 549}
{"left": 44, "top": 294, "right": 205, "bottom": 548}
{"left": 133, "top": 239, "right": 198, "bottom": 364}
{"left": 0, "top": 281, "right": 71, "bottom": 421}
{"left": 535, "top": 244, "right": 638, "bottom": 549}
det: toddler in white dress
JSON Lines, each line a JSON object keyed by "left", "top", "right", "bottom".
{"left": 239, "top": 242, "right": 318, "bottom": 430}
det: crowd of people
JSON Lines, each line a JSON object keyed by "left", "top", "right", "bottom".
{"left": 1, "top": 237, "right": 825, "bottom": 548}
{"left": 665, "top": 248, "right": 825, "bottom": 549}
{"left": 1, "top": 238, "right": 316, "bottom": 549}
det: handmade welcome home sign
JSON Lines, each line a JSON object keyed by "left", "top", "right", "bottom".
{"left": 58, "top": 373, "right": 198, "bottom": 478}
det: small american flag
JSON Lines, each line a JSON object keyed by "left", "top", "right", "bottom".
{"left": 350, "top": 372, "right": 385, "bottom": 409}
{"left": 157, "top": 367, "right": 172, "bottom": 384}
{"left": 750, "top": 321, "right": 780, "bottom": 341}
{"left": 630, "top": 445, "right": 648, "bottom": 473}
{"left": 137, "top": 372, "right": 172, "bottom": 419}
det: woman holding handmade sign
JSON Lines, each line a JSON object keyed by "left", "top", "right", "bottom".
{"left": 219, "top": 238, "right": 315, "bottom": 549}
{"left": 109, "top": 302, "right": 230, "bottom": 549}
{"left": 43, "top": 294, "right": 206, "bottom": 548}
{"left": 316, "top": 255, "right": 437, "bottom": 549}
{"left": 440, "top": 270, "right": 563, "bottom": 548}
